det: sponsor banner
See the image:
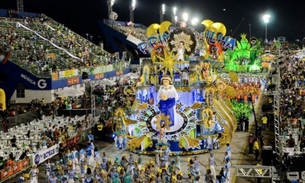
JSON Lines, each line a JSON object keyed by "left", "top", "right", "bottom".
{"left": 32, "top": 144, "right": 59, "bottom": 165}
{"left": 0, "top": 166, "right": 13, "bottom": 180}
{"left": 61, "top": 135, "right": 81, "bottom": 149}
{"left": 95, "top": 73, "right": 104, "bottom": 79}
{"left": 85, "top": 65, "right": 114, "bottom": 75}
{"left": 20, "top": 73, "right": 48, "bottom": 89}
{"left": 59, "top": 69, "right": 79, "bottom": 79}
{"left": 116, "top": 71, "right": 123, "bottom": 76}
{"left": 52, "top": 73, "right": 59, "bottom": 80}
{"left": 12, "top": 162, "right": 21, "bottom": 174}
{"left": 127, "top": 34, "right": 143, "bottom": 46}
{"left": 21, "top": 158, "right": 30, "bottom": 169}
{"left": 67, "top": 77, "right": 80, "bottom": 85}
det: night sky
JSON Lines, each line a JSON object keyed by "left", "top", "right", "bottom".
{"left": 1, "top": 0, "right": 305, "bottom": 43}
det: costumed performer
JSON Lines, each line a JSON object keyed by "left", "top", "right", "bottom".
{"left": 157, "top": 76, "right": 179, "bottom": 127}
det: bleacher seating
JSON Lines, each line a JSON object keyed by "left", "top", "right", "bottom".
{"left": 104, "top": 20, "right": 147, "bottom": 41}
{"left": 0, "top": 114, "right": 97, "bottom": 161}
{"left": 0, "top": 15, "right": 128, "bottom": 78}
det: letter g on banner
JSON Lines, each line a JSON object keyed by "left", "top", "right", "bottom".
{"left": 37, "top": 79, "right": 47, "bottom": 89}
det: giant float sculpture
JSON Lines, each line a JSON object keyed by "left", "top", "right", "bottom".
{"left": 111, "top": 20, "right": 260, "bottom": 155}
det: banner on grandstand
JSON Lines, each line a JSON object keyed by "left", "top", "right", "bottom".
{"left": 116, "top": 71, "right": 123, "bottom": 76}
{"left": 127, "top": 34, "right": 143, "bottom": 46}
{"left": 61, "top": 135, "right": 81, "bottom": 149}
{"left": 82, "top": 65, "right": 114, "bottom": 75}
{"left": 52, "top": 73, "right": 59, "bottom": 80}
{"left": 32, "top": 144, "right": 59, "bottom": 165}
{"left": 0, "top": 158, "right": 30, "bottom": 181}
{"left": 95, "top": 73, "right": 104, "bottom": 79}
{"left": 59, "top": 69, "right": 79, "bottom": 79}
{"left": 67, "top": 77, "right": 80, "bottom": 85}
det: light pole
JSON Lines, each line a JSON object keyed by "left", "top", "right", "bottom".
{"left": 262, "top": 14, "right": 270, "bottom": 42}
{"left": 182, "top": 13, "right": 189, "bottom": 22}
{"left": 172, "top": 7, "right": 177, "bottom": 24}
{"left": 160, "top": 4, "right": 166, "bottom": 23}
{"left": 179, "top": 12, "right": 188, "bottom": 28}
{"left": 129, "top": 0, "right": 136, "bottom": 22}
{"left": 249, "top": 23, "right": 252, "bottom": 40}
{"left": 107, "top": 0, "right": 115, "bottom": 18}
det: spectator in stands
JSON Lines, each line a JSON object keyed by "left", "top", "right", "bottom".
{"left": 287, "top": 134, "right": 295, "bottom": 148}
{"left": 253, "top": 138, "right": 260, "bottom": 161}
{"left": 300, "top": 136, "right": 305, "bottom": 151}
{"left": 248, "top": 134, "right": 254, "bottom": 154}
{"left": 19, "top": 150, "right": 28, "bottom": 160}
{"left": 3, "top": 119, "right": 9, "bottom": 132}
{"left": 26, "top": 130, "right": 31, "bottom": 138}
{"left": 11, "top": 135, "right": 17, "bottom": 147}
{"left": 262, "top": 114, "right": 268, "bottom": 130}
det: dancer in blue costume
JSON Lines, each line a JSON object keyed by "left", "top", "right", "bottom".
{"left": 157, "top": 76, "right": 179, "bottom": 127}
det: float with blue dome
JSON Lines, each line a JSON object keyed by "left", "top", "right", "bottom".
{"left": 112, "top": 20, "right": 238, "bottom": 155}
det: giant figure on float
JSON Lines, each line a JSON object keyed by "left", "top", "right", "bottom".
{"left": 157, "top": 76, "right": 179, "bottom": 127}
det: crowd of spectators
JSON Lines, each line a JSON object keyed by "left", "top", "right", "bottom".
{"left": 106, "top": 20, "right": 147, "bottom": 41}
{"left": 278, "top": 56, "right": 305, "bottom": 140}
{"left": 0, "top": 114, "right": 94, "bottom": 171}
{"left": 0, "top": 13, "right": 128, "bottom": 78}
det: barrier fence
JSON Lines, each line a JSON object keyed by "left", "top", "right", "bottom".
{"left": 0, "top": 128, "right": 92, "bottom": 182}
{"left": 5, "top": 110, "right": 37, "bottom": 128}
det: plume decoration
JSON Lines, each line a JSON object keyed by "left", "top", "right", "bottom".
{"left": 201, "top": 20, "right": 227, "bottom": 60}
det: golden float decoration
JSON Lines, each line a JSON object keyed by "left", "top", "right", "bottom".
{"left": 153, "top": 113, "right": 172, "bottom": 130}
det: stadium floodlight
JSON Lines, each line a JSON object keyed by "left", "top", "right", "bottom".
{"left": 191, "top": 17, "right": 199, "bottom": 25}
{"left": 107, "top": 0, "right": 115, "bottom": 17}
{"left": 162, "top": 4, "right": 166, "bottom": 15}
{"left": 182, "top": 13, "right": 188, "bottom": 22}
{"left": 130, "top": 0, "right": 136, "bottom": 22}
{"left": 262, "top": 14, "right": 271, "bottom": 42}
{"left": 173, "top": 7, "right": 177, "bottom": 15}
{"left": 175, "top": 15, "right": 178, "bottom": 23}
{"left": 110, "top": 0, "right": 115, "bottom": 6}
{"left": 160, "top": 4, "right": 166, "bottom": 23}
{"left": 131, "top": 0, "right": 136, "bottom": 10}
{"left": 262, "top": 14, "right": 270, "bottom": 23}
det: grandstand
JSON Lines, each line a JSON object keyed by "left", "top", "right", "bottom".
{"left": 0, "top": 9, "right": 130, "bottom": 103}
{"left": 98, "top": 19, "right": 150, "bottom": 61}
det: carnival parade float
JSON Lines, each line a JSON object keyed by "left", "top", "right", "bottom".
{"left": 111, "top": 19, "right": 267, "bottom": 155}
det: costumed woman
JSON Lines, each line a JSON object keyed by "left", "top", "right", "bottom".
{"left": 29, "top": 165, "right": 39, "bottom": 183}
{"left": 157, "top": 76, "right": 179, "bottom": 127}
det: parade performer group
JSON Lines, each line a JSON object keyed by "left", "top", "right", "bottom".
{"left": 19, "top": 140, "right": 232, "bottom": 183}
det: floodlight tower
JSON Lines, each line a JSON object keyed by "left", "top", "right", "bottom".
{"left": 262, "top": 14, "right": 271, "bottom": 42}
{"left": 17, "top": 0, "right": 24, "bottom": 12}
{"left": 129, "top": 0, "right": 136, "bottom": 22}
{"left": 179, "top": 12, "right": 188, "bottom": 27}
{"left": 107, "top": 0, "right": 115, "bottom": 17}
{"left": 160, "top": 4, "right": 166, "bottom": 23}
{"left": 191, "top": 17, "right": 199, "bottom": 26}
{"left": 172, "top": 7, "right": 177, "bottom": 24}
{"left": 182, "top": 13, "right": 189, "bottom": 22}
